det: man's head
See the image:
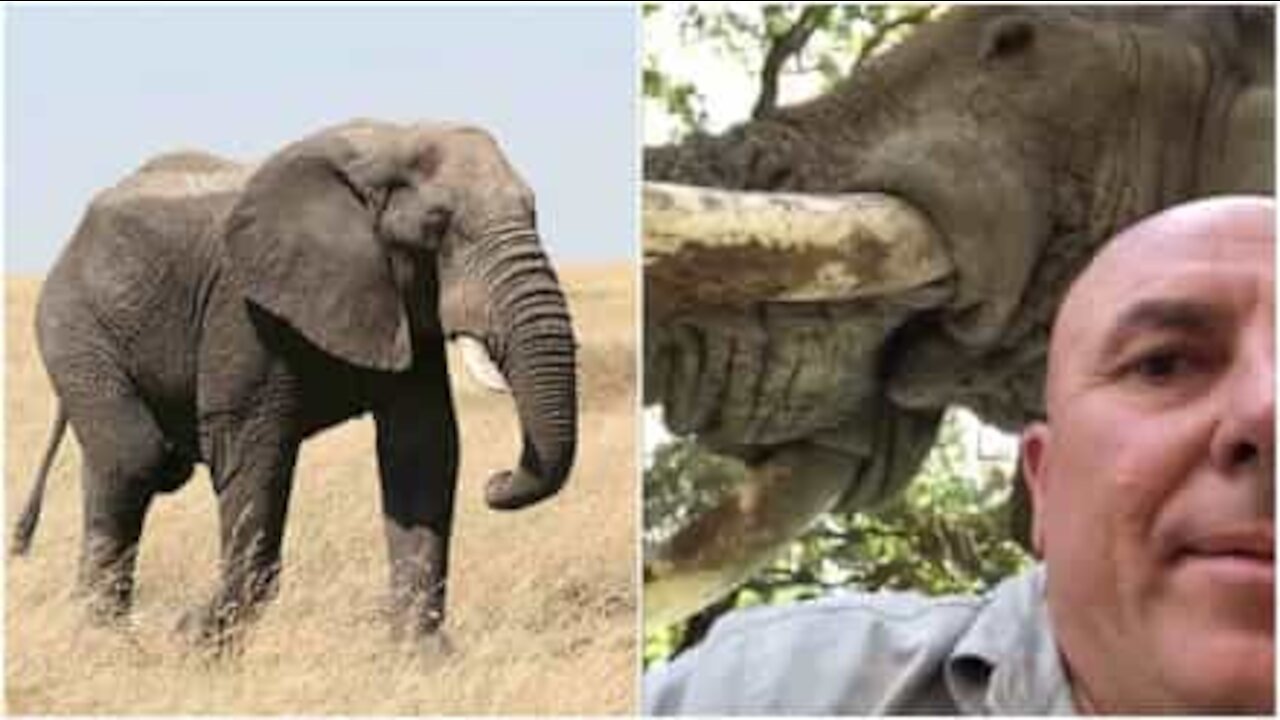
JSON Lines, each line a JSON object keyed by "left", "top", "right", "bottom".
{"left": 1021, "top": 196, "right": 1274, "bottom": 712}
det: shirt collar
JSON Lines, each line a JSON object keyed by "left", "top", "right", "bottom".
{"left": 944, "top": 564, "right": 1078, "bottom": 714}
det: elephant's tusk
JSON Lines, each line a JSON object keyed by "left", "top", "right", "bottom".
{"left": 457, "top": 335, "right": 510, "bottom": 393}
{"left": 644, "top": 182, "right": 954, "bottom": 322}
{"left": 644, "top": 443, "right": 855, "bottom": 628}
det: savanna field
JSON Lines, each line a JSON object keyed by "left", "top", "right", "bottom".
{"left": 5, "top": 264, "right": 637, "bottom": 714}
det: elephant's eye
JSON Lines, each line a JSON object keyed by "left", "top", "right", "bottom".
{"left": 380, "top": 186, "right": 452, "bottom": 251}
{"left": 422, "top": 205, "right": 451, "bottom": 237}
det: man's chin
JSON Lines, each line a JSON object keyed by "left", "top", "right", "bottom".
{"left": 1159, "top": 631, "right": 1273, "bottom": 712}
{"left": 1166, "top": 558, "right": 1273, "bottom": 632}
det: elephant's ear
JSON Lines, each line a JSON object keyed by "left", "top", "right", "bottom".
{"left": 225, "top": 146, "right": 412, "bottom": 371}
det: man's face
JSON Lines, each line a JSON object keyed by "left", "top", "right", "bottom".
{"left": 1021, "top": 197, "right": 1274, "bottom": 712}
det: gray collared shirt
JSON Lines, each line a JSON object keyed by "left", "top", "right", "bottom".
{"left": 644, "top": 565, "right": 1077, "bottom": 715}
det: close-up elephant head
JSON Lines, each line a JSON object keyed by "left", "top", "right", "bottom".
{"left": 644, "top": 6, "right": 1274, "bottom": 625}
{"left": 228, "top": 121, "right": 577, "bottom": 511}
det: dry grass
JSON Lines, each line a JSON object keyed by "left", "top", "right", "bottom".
{"left": 5, "top": 264, "right": 639, "bottom": 714}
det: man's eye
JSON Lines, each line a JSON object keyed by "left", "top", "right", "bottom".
{"left": 1126, "top": 349, "right": 1190, "bottom": 383}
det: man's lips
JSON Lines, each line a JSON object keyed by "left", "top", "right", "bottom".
{"left": 1173, "top": 526, "right": 1275, "bottom": 585}
{"left": 1181, "top": 526, "right": 1275, "bottom": 560}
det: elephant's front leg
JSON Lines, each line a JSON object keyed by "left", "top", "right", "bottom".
{"left": 374, "top": 353, "right": 459, "bottom": 641}
{"left": 190, "top": 414, "right": 299, "bottom": 647}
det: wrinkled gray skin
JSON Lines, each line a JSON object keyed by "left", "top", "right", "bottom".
{"left": 646, "top": 7, "right": 1273, "bottom": 613}
{"left": 14, "top": 120, "right": 578, "bottom": 646}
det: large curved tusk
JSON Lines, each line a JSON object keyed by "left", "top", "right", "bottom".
{"left": 644, "top": 444, "right": 855, "bottom": 628}
{"left": 457, "top": 335, "right": 510, "bottom": 393}
{"left": 644, "top": 182, "right": 953, "bottom": 321}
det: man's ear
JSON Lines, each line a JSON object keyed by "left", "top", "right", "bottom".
{"left": 1020, "top": 422, "right": 1052, "bottom": 558}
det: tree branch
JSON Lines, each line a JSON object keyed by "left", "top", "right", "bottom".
{"left": 751, "top": 6, "right": 833, "bottom": 120}
{"left": 853, "top": 6, "right": 937, "bottom": 70}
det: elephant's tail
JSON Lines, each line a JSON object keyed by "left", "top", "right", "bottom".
{"left": 11, "top": 403, "right": 68, "bottom": 556}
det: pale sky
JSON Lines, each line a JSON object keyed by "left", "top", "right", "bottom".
{"left": 642, "top": 7, "right": 829, "bottom": 145}
{"left": 5, "top": 5, "right": 637, "bottom": 272}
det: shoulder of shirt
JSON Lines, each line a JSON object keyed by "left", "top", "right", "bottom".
{"left": 705, "top": 586, "right": 987, "bottom": 646}
{"left": 644, "top": 589, "right": 991, "bottom": 714}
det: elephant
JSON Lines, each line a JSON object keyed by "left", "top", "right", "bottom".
{"left": 643, "top": 6, "right": 1274, "bottom": 625}
{"left": 11, "top": 119, "right": 578, "bottom": 646}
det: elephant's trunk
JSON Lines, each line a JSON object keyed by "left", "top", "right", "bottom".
{"left": 470, "top": 225, "right": 577, "bottom": 510}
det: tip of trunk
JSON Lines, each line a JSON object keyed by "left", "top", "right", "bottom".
{"left": 484, "top": 467, "right": 567, "bottom": 511}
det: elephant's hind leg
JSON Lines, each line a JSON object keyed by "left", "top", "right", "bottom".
{"left": 76, "top": 463, "right": 151, "bottom": 621}
{"left": 189, "top": 415, "right": 299, "bottom": 648}
{"left": 68, "top": 396, "right": 193, "bottom": 621}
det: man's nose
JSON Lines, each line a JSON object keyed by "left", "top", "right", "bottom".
{"left": 1210, "top": 333, "right": 1274, "bottom": 512}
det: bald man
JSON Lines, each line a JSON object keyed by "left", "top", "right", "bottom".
{"left": 645, "top": 195, "right": 1275, "bottom": 715}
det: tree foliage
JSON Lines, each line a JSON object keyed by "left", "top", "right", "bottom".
{"left": 645, "top": 411, "right": 1031, "bottom": 666}
{"left": 644, "top": 4, "right": 943, "bottom": 139}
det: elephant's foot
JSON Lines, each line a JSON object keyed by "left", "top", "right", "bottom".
{"left": 387, "top": 615, "right": 455, "bottom": 658}
{"left": 417, "top": 628, "right": 455, "bottom": 658}
{"left": 386, "top": 597, "right": 444, "bottom": 636}
{"left": 392, "top": 625, "right": 455, "bottom": 658}
{"left": 388, "top": 610, "right": 442, "bottom": 638}
{"left": 176, "top": 602, "right": 242, "bottom": 656}
{"left": 383, "top": 591, "right": 454, "bottom": 656}
{"left": 74, "top": 569, "right": 136, "bottom": 626}
{"left": 176, "top": 573, "right": 279, "bottom": 655}
{"left": 77, "top": 596, "right": 134, "bottom": 632}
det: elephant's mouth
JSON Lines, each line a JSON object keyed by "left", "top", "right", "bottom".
{"left": 642, "top": 181, "right": 957, "bottom": 626}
